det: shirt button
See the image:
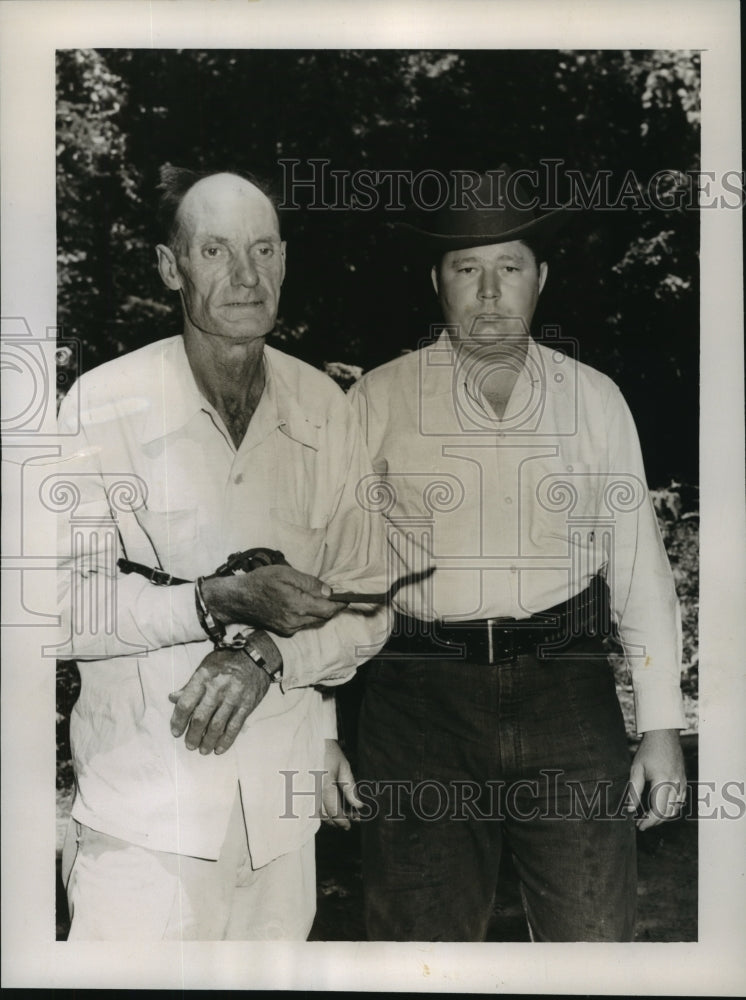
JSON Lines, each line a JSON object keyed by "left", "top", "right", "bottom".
{"left": 505, "top": 496, "right": 513, "bottom": 504}
{"left": 234, "top": 473, "right": 244, "bottom": 485}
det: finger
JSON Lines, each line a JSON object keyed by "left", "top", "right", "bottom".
{"left": 296, "top": 597, "right": 346, "bottom": 622}
{"left": 338, "top": 760, "right": 364, "bottom": 810}
{"left": 214, "top": 704, "right": 252, "bottom": 755}
{"left": 169, "top": 679, "right": 206, "bottom": 737}
{"left": 649, "top": 780, "right": 680, "bottom": 823}
{"left": 662, "top": 782, "right": 687, "bottom": 819}
{"left": 274, "top": 608, "right": 343, "bottom": 637}
{"left": 327, "top": 796, "right": 351, "bottom": 830}
{"left": 198, "top": 699, "right": 238, "bottom": 755}
{"left": 321, "top": 784, "right": 351, "bottom": 830}
{"left": 637, "top": 780, "right": 683, "bottom": 829}
{"left": 319, "top": 804, "right": 336, "bottom": 828}
{"left": 625, "top": 763, "right": 645, "bottom": 814}
{"left": 183, "top": 687, "right": 223, "bottom": 751}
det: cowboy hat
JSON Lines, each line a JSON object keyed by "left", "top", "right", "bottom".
{"left": 398, "top": 166, "right": 571, "bottom": 253}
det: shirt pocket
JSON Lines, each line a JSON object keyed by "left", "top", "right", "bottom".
{"left": 131, "top": 506, "right": 201, "bottom": 580}
{"left": 527, "top": 459, "right": 604, "bottom": 549}
{"left": 268, "top": 507, "right": 325, "bottom": 576}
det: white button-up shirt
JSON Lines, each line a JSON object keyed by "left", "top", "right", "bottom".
{"left": 57, "top": 336, "right": 388, "bottom": 864}
{"left": 349, "top": 332, "right": 685, "bottom": 734}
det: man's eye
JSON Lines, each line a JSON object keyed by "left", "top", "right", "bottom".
{"left": 457, "top": 266, "right": 476, "bottom": 274}
{"left": 203, "top": 246, "right": 224, "bottom": 258}
{"left": 253, "top": 244, "right": 275, "bottom": 258}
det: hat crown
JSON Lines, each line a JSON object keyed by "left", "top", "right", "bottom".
{"left": 401, "top": 165, "right": 569, "bottom": 253}
{"left": 430, "top": 167, "right": 538, "bottom": 239}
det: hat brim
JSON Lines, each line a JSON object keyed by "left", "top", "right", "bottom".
{"left": 395, "top": 204, "right": 571, "bottom": 253}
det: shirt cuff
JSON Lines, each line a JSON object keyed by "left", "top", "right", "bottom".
{"left": 632, "top": 681, "right": 688, "bottom": 735}
{"left": 133, "top": 581, "right": 206, "bottom": 647}
{"left": 320, "top": 693, "right": 338, "bottom": 740}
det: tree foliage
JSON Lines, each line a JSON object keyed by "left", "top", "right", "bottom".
{"left": 56, "top": 47, "right": 700, "bottom": 485}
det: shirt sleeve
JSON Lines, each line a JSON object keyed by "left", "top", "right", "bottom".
{"left": 320, "top": 691, "right": 338, "bottom": 740}
{"left": 604, "top": 385, "right": 687, "bottom": 733}
{"left": 271, "top": 393, "right": 391, "bottom": 690}
{"left": 56, "top": 388, "right": 206, "bottom": 661}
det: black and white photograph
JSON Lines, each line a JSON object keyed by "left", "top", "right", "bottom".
{"left": 1, "top": 0, "right": 743, "bottom": 992}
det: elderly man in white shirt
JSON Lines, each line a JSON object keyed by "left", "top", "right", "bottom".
{"left": 349, "top": 167, "right": 686, "bottom": 942}
{"left": 57, "top": 167, "right": 388, "bottom": 940}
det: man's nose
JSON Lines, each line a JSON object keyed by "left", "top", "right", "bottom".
{"left": 231, "top": 250, "right": 259, "bottom": 286}
{"left": 478, "top": 269, "right": 500, "bottom": 300}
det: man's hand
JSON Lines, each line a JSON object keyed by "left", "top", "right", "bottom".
{"left": 627, "top": 728, "right": 687, "bottom": 830}
{"left": 169, "top": 646, "right": 272, "bottom": 755}
{"left": 320, "top": 739, "right": 363, "bottom": 830}
{"left": 201, "top": 565, "right": 346, "bottom": 637}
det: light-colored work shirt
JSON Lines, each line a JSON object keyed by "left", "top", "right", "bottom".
{"left": 57, "top": 335, "right": 388, "bottom": 864}
{"left": 349, "top": 331, "right": 686, "bottom": 735}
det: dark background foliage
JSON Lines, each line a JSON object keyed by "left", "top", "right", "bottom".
{"left": 56, "top": 47, "right": 700, "bottom": 486}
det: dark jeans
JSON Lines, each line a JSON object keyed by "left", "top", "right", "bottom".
{"left": 358, "top": 636, "right": 636, "bottom": 941}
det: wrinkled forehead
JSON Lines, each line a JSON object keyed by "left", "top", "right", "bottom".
{"left": 176, "top": 173, "right": 280, "bottom": 243}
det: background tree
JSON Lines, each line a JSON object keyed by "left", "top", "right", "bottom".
{"left": 56, "top": 47, "right": 700, "bottom": 485}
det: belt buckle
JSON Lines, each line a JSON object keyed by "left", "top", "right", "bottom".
{"left": 149, "top": 567, "right": 172, "bottom": 586}
{"left": 486, "top": 618, "right": 515, "bottom": 664}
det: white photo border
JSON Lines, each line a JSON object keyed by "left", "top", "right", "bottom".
{"left": 1, "top": 0, "right": 744, "bottom": 992}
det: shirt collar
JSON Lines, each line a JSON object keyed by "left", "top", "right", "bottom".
{"left": 140, "top": 336, "right": 320, "bottom": 451}
{"left": 262, "top": 346, "right": 322, "bottom": 451}
{"left": 423, "top": 329, "right": 561, "bottom": 402}
{"left": 139, "top": 336, "right": 206, "bottom": 444}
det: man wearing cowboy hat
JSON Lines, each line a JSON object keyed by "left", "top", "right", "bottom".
{"left": 348, "top": 166, "right": 687, "bottom": 941}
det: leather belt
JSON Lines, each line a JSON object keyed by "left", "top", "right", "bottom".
{"left": 387, "top": 575, "right": 614, "bottom": 664}
{"left": 117, "top": 558, "right": 190, "bottom": 586}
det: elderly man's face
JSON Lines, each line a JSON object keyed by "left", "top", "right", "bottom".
{"left": 158, "top": 173, "right": 285, "bottom": 345}
{"left": 432, "top": 240, "right": 547, "bottom": 352}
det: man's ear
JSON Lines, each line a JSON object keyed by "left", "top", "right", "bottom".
{"left": 430, "top": 264, "right": 439, "bottom": 297}
{"left": 538, "top": 261, "right": 548, "bottom": 295}
{"left": 279, "top": 241, "right": 287, "bottom": 286}
{"left": 156, "top": 244, "right": 182, "bottom": 291}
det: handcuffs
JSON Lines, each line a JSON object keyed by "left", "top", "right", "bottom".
{"left": 195, "top": 548, "right": 288, "bottom": 678}
{"left": 118, "top": 548, "right": 436, "bottom": 677}
{"left": 118, "top": 547, "right": 288, "bottom": 678}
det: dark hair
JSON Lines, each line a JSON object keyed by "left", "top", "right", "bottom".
{"left": 516, "top": 236, "right": 547, "bottom": 265}
{"left": 433, "top": 235, "right": 548, "bottom": 274}
{"left": 156, "top": 164, "right": 280, "bottom": 251}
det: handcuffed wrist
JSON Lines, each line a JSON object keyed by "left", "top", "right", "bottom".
{"left": 195, "top": 576, "right": 227, "bottom": 646}
{"left": 240, "top": 632, "right": 283, "bottom": 682}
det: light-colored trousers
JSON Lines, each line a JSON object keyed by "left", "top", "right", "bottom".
{"left": 61, "top": 790, "right": 316, "bottom": 940}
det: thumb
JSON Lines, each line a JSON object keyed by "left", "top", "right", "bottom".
{"left": 285, "top": 567, "right": 332, "bottom": 599}
{"left": 168, "top": 687, "right": 185, "bottom": 703}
